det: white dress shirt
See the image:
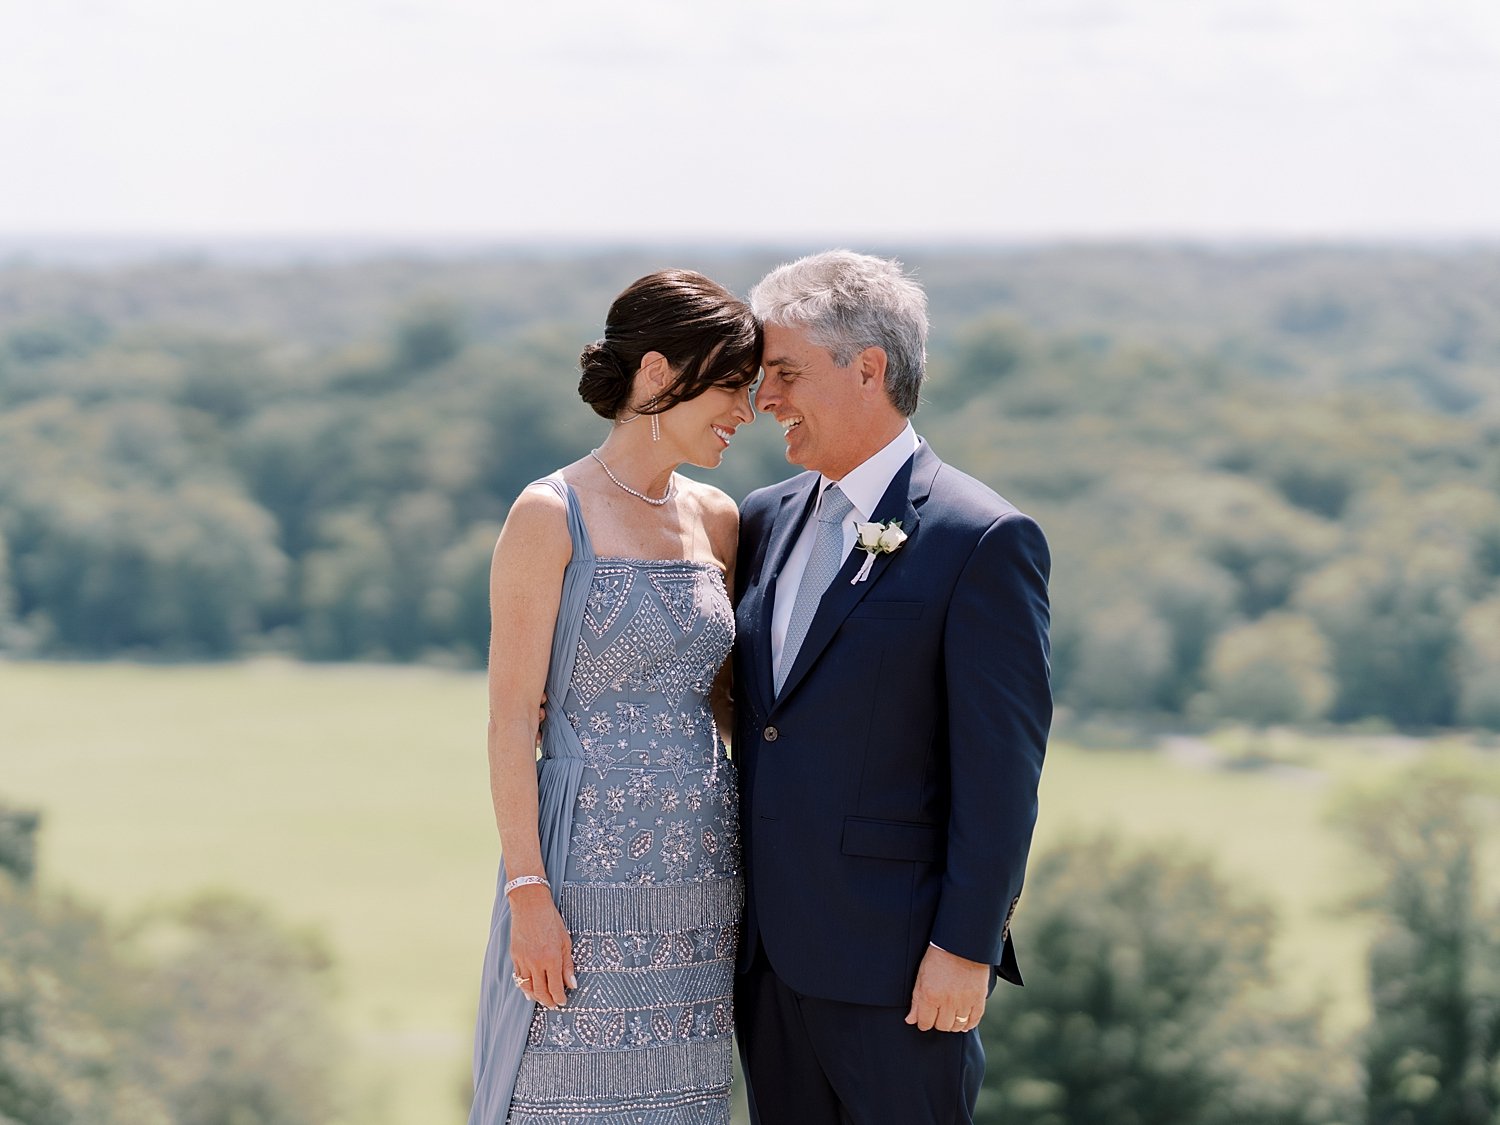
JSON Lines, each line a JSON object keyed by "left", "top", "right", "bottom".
{"left": 769, "top": 423, "right": 921, "bottom": 674}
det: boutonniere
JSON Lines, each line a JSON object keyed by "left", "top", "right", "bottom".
{"left": 851, "top": 520, "right": 908, "bottom": 583}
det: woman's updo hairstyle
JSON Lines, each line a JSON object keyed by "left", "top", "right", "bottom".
{"left": 579, "top": 269, "right": 761, "bottom": 420}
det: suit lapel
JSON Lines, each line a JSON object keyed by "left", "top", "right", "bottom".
{"left": 775, "top": 443, "right": 940, "bottom": 703}
{"left": 750, "top": 475, "right": 820, "bottom": 716}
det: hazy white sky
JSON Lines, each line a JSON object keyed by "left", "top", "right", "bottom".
{"left": 3, "top": 0, "right": 1498, "bottom": 240}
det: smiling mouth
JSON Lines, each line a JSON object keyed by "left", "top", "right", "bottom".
{"left": 779, "top": 417, "right": 803, "bottom": 436}
{"left": 712, "top": 426, "right": 734, "bottom": 445}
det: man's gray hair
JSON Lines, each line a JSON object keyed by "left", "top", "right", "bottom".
{"left": 749, "top": 250, "right": 928, "bottom": 417}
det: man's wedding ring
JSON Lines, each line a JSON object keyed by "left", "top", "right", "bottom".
{"left": 954, "top": 1015, "right": 968, "bottom": 1023}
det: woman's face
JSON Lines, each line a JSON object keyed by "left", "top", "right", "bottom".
{"left": 661, "top": 379, "right": 756, "bottom": 469}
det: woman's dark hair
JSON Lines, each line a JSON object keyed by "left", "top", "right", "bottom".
{"left": 578, "top": 270, "right": 761, "bottom": 420}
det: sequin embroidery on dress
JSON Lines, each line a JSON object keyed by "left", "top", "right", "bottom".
{"left": 506, "top": 557, "right": 742, "bottom": 1125}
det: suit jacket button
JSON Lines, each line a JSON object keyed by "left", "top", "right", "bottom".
{"left": 763, "top": 725, "right": 779, "bottom": 742}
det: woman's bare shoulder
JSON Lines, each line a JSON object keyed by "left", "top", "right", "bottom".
{"left": 678, "top": 476, "right": 740, "bottom": 562}
{"left": 495, "top": 478, "right": 572, "bottom": 560}
{"left": 678, "top": 475, "right": 739, "bottom": 516}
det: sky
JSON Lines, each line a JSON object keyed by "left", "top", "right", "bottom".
{"left": 3, "top": 0, "right": 1499, "bottom": 242}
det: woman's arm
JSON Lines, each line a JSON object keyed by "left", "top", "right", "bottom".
{"left": 486, "top": 483, "right": 576, "bottom": 1010}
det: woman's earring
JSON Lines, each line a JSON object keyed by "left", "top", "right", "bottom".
{"left": 650, "top": 399, "right": 661, "bottom": 442}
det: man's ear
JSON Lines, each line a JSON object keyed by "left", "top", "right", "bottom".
{"left": 857, "top": 346, "right": 888, "bottom": 392}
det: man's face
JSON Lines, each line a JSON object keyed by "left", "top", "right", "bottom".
{"left": 756, "top": 323, "right": 874, "bottom": 480}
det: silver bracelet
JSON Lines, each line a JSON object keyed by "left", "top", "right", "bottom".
{"left": 504, "top": 874, "right": 550, "bottom": 897}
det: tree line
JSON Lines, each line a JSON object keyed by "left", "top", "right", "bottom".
{"left": 2, "top": 246, "right": 1499, "bottom": 729}
{"left": 977, "top": 764, "right": 1500, "bottom": 1125}
{"left": 7, "top": 762, "right": 1496, "bottom": 1124}
{"left": 1, "top": 803, "right": 344, "bottom": 1123}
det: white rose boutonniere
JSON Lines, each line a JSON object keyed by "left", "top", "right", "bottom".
{"left": 851, "top": 519, "right": 908, "bottom": 583}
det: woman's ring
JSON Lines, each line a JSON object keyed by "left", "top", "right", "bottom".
{"left": 512, "top": 973, "right": 531, "bottom": 987}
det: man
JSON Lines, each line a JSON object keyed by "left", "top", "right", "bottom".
{"left": 732, "top": 251, "right": 1052, "bottom": 1124}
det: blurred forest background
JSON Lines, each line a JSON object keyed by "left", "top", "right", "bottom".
{"left": 4, "top": 244, "right": 1500, "bottom": 1124}
{"left": 3, "top": 245, "right": 1500, "bottom": 729}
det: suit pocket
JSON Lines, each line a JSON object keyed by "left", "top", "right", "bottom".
{"left": 847, "top": 600, "right": 924, "bottom": 620}
{"left": 841, "top": 816, "right": 942, "bottom": 862}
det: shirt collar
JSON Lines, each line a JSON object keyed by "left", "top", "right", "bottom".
{"left": 817, "top": 422, "right": 920, "bottom": 522}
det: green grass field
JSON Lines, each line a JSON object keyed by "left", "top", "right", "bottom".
{"left": 3, "top": 660, "right": 1496, "bottom": 1122}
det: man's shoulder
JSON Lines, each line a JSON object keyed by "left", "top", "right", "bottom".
{"left": 926, "top": 458, "right": 1030, "bottom": 528}
{"left": 922, "top": 455, "right": 1052, "bottom": 584}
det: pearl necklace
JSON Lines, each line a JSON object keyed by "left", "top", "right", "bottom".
{"left": 590, "top": 450, "right": 676, "bottom": 506}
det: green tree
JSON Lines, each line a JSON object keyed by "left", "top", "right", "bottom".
{"left": 938, "top": 314, "right": 1032, "bottom": 404}
{"left": 380, "top": 490, "right": 457, "bottom": 659}
{"left": 1298, "top": 482, "right": 1499, "bottom": 727}
{"left": 0, "top": 802, "right": 39, "bottom": 885}
{"left": 7, "top": 481, "right": 284, "bottom": 655}
{"left": 299, "top": 510, "right": 395, "bottom": 659}
{"left": 475, "top": 348, "right": 599, "bottom": 510}
{"left": 1203, "top": 612, "right": 1335, "bottom": 725}
{"left": 1, "top": 872, "right": 168, "bottom": 1124}
{"left": 173, "top": 339, "right": 269, "bottom": 427}
{"left": 425, "top": 520, "right": 503, "bottom": 661}
{"left": 1334, "top": 768, "right": 1500, "bottom": 1125}
{"left": 0, "top": 527, "right": 12, "bottom": 640}
{"left": 1, "top": 833, "right": 345, "bottom": 1125}
{"left": 393, "top": 301, "right": 465, "bottom": 374}
{"left": 1297, "top": 553, "right": 1465, "bottom": 727}
{"left": 1064, "top": 601, "right": 1174, "bottom": 713}
{"left": 0, "top": 398, "right": 285, "bottom": 655}
{"left": 235, "top": 403, "right": 356, "bottom": 562}
{"left": 1143, "top": 553, "right": 1239, "bottom": 710}
{"left": 1455, "top": 598, "right": 1500, "bottom": 730}
{"left": 130, "top": 893, "right": 345, "bottom": 1125}
{"left": 1188, "top": 475, "right": 1339, "bottom": 617}
{"left": 979, "top": 837, "right": 1353, "bottom": 1125}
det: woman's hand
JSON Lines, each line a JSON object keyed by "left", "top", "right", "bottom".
{"left": 508, "top": 884, "right": 577, "bottom": 1009}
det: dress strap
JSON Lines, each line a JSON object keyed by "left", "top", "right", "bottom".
{"left": 531, "top": 474, "right": 595, "bottom": 562}
{"left": 527, "top": 473, "right": 597, "bottom": 720}
{"left": 470, "top": 471, "right": 601, "bottom": 1124}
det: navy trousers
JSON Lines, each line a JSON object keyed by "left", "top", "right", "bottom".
{"left": 735, "top": 948, "right": 984, "bottom": 1125}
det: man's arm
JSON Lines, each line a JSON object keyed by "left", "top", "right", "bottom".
{"left": 908, "top": 512, "right": 1051, "bottom": 1030}
{"left": 934, "top": 511, "right": 1051, "bottom": 959}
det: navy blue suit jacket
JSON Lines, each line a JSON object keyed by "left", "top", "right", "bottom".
{"left": 733, "top": 441, "right": 1051, "bottom": 1008}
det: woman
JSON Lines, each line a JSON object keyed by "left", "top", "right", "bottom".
{"left": 469, "top": 270, "right": 759, "bottom": 1124}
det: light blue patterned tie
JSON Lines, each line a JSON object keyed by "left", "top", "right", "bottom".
{"left": 776, "top": 484, "right": 854, "bottom": 694}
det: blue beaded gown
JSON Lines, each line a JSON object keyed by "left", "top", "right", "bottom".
{"left": 469, "top": 476, "right": 742, "bottom": 1125}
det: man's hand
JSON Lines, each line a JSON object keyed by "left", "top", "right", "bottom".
{"left": 904, "top": 944, "right": 988, "bottom": 1033}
